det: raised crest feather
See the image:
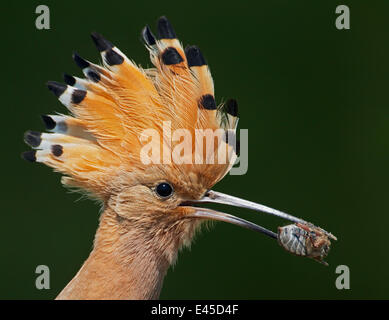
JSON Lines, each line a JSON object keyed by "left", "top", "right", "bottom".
{"left": 23, "top": 16, "right": 239, "bottom": 197}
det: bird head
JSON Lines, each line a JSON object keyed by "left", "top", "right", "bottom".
{"left": 23, "top": 16, "right": 307, "bottom": 251}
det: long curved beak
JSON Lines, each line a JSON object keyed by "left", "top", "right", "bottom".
{"left": 184, "top": 190, "right": 311, "bottom": 240}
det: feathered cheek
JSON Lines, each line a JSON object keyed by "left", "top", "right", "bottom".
{"left": 108, "top": 187, "right": 154, "bottom": 218}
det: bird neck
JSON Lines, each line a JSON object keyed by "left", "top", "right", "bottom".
{"left": 56, "top": 205, "right": 195, "bottom": 300}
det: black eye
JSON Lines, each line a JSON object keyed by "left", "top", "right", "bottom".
{"left": 155, "top": 182, "right": 173, "bottom": 198}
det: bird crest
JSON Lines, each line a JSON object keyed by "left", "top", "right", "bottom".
{"left": 23, "top": 16, "right": 239, "bottom": 200}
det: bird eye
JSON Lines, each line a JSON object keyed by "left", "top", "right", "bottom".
{"left": 155, "top": 182, "right": 173, "bottom": 198}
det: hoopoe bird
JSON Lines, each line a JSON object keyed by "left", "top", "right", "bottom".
{"left": 23, "top": 16, "right": 321, "bottom": 299}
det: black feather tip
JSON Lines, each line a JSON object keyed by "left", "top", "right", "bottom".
{"left": 157, "top": 16, "right": 176, "bottom": 39}
{"left": 41, "top": 115, "right": 56, "bottom": 130}
{"left": 24, "top": 131, "right": 42, "bottom": 148}
{"left": 63, "top": 73, "right": 76, "bottom": 86}
{"left": 47, "top": 81, "right": 66, "bottom": 98}
{"left": 91, "top": 32, "right": 113, "bottom": 52}
{"left": 72, "top": 52, "right": 90, "bottom": 69}
{"left": 21, "top": 150, "right": 36, "bottom": 162}
{"left": 142, "top": 25, "right": 156, "bottom": 46}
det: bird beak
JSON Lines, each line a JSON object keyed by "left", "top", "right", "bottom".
{"left": 184, "top": 190, "right": 311, "bottom": 240}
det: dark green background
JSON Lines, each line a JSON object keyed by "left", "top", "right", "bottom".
{"left": 1, "top": 0, "right": 388, "bottom": 299}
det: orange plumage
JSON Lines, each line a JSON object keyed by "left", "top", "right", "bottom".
{"left": 23, "top": 16, "right": 241, "bottom": 299}
{"left": 23, "top": 16, "right": 335, "bottom": 300}
{"left": 24, "top": 16, "right": 237, "bottom": 200}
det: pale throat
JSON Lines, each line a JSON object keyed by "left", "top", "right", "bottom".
{"left": 56, "top": 206, "right": 198, "bottom": 300}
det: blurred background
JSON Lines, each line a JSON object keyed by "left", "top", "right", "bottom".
{"left": 1, "top": 0, "right": 388, "bottom": 299}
